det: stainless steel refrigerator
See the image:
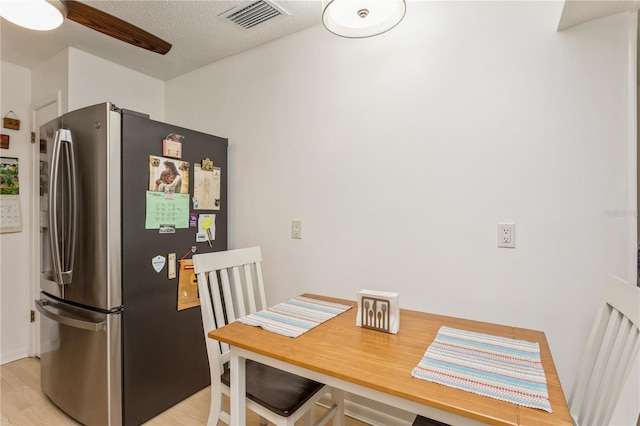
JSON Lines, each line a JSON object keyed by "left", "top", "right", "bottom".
{"left": 36, "top": 102, "right": 227, "bottom": 425}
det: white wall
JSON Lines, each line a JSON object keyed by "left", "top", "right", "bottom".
{"left": 67, "top": 48, "right": 165, "bottom": 121}
{"left": 166, "top": 1, "right": 638, "bottom": 423}
{"left": 30, "top": 47, "right": 165, "bottom": 120}
{"left": 0, "top": 62, "right": 33, "bottom": 364}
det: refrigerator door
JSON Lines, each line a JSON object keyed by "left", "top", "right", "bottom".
{"left": 37, "top": 293, "right": 122, "bottom": 426}
{"left": 40, "top": 103, "right": 122, "bottom": 311}
{"left": 120, "top": 110, "right": 227, "bottom": 425}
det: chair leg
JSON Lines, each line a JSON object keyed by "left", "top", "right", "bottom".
{"left": 331, "top": 388, "right": 345, "bottom": 426}
{"left": 304, "top": 407, "right": 314, "bottom": 425}
{"left": 207, "top": 389, "right": 223, "bottom": 425}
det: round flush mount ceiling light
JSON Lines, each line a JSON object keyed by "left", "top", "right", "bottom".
{"left": 0, "top": 0, "right": 64, "bottom": 31}
{"left": 322, "top": 0, "right": 406, "bottom": 38}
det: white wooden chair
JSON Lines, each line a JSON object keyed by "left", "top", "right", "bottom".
{"left": 193, "top": 247, "right": 343, "bottom": 426}
{"left": 568, "top": 274, "right": 640, "bottom": 426}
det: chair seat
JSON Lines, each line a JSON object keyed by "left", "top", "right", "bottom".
{"left": 221, "top": 360, "right": 325, "bottom": 417}
{"left": 412, "top": 415, "right": 450, "bottom": 426}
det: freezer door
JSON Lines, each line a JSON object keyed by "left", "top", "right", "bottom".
{"left": 40, "top": 103, "right": 122, "bottom": 311}
{"left": 37, "top": 294, "right": 122, "bottom": 426}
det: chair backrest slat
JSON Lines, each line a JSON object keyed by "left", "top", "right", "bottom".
{"left": 578, "top": 307, "right": 621, "bottom": 423}
{"left": 568, "top": 303, "right": 606, "bottom": 416}
{"left": 243, "top": 263, "right": 258, "bottom": 313}
{"left": 255, "top": 260, "right": 267, "bottom": 310}
{"left": 209, "top": 270, "right": 230, "bottom": 357}
{"left": 594, "top": 316, "right": 640, "bottom": 425}
{"left": 569, "top": 275, "right": 640, "bottom": 426}
{"left": 195, "top": 269, "right": 224, "bottom": 377}
{"left": 230, "top": 265, "right": 246, "bottom": 318}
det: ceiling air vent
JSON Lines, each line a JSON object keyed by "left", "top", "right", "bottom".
{"left": 220, "top": 0, "right": 289, "bottom": 29}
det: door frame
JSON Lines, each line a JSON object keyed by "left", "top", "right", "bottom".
{"left": 29, "top": 91, "right": 62, "bottom": 357}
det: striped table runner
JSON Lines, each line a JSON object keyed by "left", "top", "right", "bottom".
{"left": 411, "top": 326, "right": 552, "bottom": 412}
{"left": 236, "top": 296, "right": 352, "bottom": 338}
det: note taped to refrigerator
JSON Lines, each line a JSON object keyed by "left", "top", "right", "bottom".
{"left": 196, "top": 214, "right": 215, "bottom": 244}
{"left": 145, "top": 191, "right": 190, "bottom": 229}
{"left": 193, "top": 164, "right": 221, "bottom": 210}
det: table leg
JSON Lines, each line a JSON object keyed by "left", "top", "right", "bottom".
{"left": 331, "top": 388, "right": 345, "bottom": 426}
{"left": 230, "top": 347, "right": 246, "bottom": 426}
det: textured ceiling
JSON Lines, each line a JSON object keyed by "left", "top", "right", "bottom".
{"left": 0, "top": 0, "right": 323, "bottom": 81}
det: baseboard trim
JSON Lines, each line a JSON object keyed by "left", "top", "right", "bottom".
{"left": 1, "top": 350, "right": 30, "bottom": 366}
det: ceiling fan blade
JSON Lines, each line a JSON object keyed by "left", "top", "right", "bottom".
{"left": 62, "top": 0, "right": 172, "bottom": 55}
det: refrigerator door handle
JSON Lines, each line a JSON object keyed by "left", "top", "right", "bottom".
{"left": 35, "top": 299, "right": 106, "bottom": 332}
{"left": 48, "top": 129, "right": 78, "bottom": 287}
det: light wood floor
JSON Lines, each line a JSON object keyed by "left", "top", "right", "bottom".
{"left": 1, "top": 357, "right": 368, "bottom": 426}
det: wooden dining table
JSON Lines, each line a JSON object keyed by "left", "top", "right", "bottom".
{"left": 207, "top": 294, "right": 573, "bottom": 426}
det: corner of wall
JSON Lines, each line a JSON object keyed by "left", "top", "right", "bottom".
{"left": 31, "top": 48, "right": 69, "bottom": 113}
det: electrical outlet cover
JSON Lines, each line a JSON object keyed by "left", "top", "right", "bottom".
{"left": 497, "top": 223, "right": 515, "bottom": 248}
{"left": 291, "top": 220, "right": 302, "bottom": 239}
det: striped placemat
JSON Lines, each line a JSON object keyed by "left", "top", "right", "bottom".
{"left": 411, "top": 326, "right": 552, "bottom": 413}
{"left": 236, "top": 296, "right": 352, "bottom": 338}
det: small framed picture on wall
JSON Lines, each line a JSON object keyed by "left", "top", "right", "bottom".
{"left": 0, "top": 134, "right": 9, "bottom": 149}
